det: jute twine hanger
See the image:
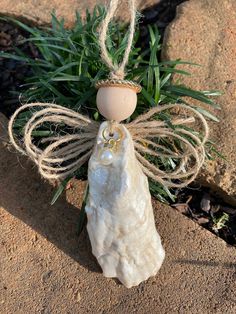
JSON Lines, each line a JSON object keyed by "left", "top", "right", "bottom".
{"left": 8, "top": 0, "right": 209, "bottom": 188}
{"left": 99, "top": 0, "right": 136, "bottom": 80}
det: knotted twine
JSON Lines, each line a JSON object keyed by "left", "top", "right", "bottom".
{"left": 8, "top": 0, "right": 209, "bottom": 188}
{"left": 99, "top": 0, "right": 136, "bottom": 80}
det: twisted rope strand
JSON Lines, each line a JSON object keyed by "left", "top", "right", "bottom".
{"left": 127, "top": 103, "right": 208, "bottom": 187}
{"left": 128, "top": 103, "right": 209, "bottom": 144}
{"left": 99, "top": 0, "right": 136, "bottom": 79}
{"left": 8, "top": 102, "right": 99, "bottom": 180}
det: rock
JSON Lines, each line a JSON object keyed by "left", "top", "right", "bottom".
{"left": 75, "top": 291, "right": 81, "bottom": 303}
{"left": 200, "top": 193, "right": 211, "bottom": 213}
{"left": 162, "top": 0, "right": 236, "bottom": 205}
{"left": 1, "top": 143, "right": 236, "bottom": 314}
{"left": 0, "top": 132, "right": 236, "bottom": 312}
{"left": 86, "top": 122, "right": 165, "bottom": 288}
{"left": 41, "top": 270, "right": 53, "bottom": 283}
{"left": 197, "top": 217, "right": 210, "bottom": 226}
{"left": 0, "top": 0, "right": 160, "bottom": 27}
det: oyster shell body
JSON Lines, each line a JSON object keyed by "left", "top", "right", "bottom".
{"left": 85, "top": 122, "right": 165, "bottom": 288}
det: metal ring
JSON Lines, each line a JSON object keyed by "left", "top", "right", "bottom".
{"left": 102, "top": 126, "right": 123, "bottom": 142}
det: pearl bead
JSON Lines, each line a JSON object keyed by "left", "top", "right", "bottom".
{"left": 99, "top": 149, "right": 114, "bottom": 165}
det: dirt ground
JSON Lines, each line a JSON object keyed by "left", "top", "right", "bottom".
{"left": 0, "top": 114, "right": 236, "bottom": 314}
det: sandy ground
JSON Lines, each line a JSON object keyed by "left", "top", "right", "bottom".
{"left": 0, "top": 114, "right": 236, "bottom": 313}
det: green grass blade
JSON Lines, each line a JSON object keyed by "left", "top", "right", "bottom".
{"left": 164, "top": 85, "right": 220, "bottom": 108}
{"left": 194, "top": 107, "right": 220, "bottom": 122}
{"left": 159, "top": 67, "right": 191, "bottom": 76}
{"left": 77, "top": 184, "right": 89, "bottom": 236}
{"left": 51, "top": 177, "right": 71, "bottom": 205}
{"left": 159, "top": 60, "right": 201, "bottom": 67}
{"left": 36, "top": 43, "right": 77, "bottom": 55}
{"left": 201, "top": 90, "right": 222, "bottom": 97}
{"left": 141, "top": 88, "right": 156, "bottom": 107}
{"left": 160, "top": 73, "right": 172, "bottom": 88}
{"left": 0, "top": 17, "right": 38, "bottom": 35}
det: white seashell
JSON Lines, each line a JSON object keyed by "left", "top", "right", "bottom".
{"left": 85, "top": 122, "right": 165, "bottom": 288}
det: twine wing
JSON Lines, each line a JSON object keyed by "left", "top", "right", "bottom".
{"left": 127, "top": 104, "right": 209, "bottom": 188}
{"left": 9, "top": 102, "right": 209, "bottom": 187}
{"left": 8, "top": 103, "right": 99, "bottom": 181}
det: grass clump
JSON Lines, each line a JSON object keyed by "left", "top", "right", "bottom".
{"left": 0, "top": 6, "right": 221, "bottom": 203}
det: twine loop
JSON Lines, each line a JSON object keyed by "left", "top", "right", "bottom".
{"left": 99, "top": 0, "right": 136, "bottom": 79}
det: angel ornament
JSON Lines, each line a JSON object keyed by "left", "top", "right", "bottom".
{"left": 9, "top": 0, "right": 209, "bottom": 288}
{"left": 87, "top": 79, "right": 165, "bottom": 288}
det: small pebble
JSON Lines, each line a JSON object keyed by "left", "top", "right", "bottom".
{"left": 200, "top": 193, "right": 211, "bottom": 213}
{"left": 41, "top": 270, "right": 53, "bottom": 283}
{"left": 75, "top": 291, "right": 81, "bottom": 302}
{"left": 197, "top": 217, "right": 210, "bottom": 225}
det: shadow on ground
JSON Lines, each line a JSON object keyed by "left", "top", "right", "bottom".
{"left": 0, "top": 139, "right": 100, "bottom": 274}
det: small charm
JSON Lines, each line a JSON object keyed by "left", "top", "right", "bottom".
{"left": 98, "top": 126, "right": 123, "bottom": 165}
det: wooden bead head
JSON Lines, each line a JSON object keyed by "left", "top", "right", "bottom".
{"left": 95, "top": 79, "right": 141, "bottom": 122}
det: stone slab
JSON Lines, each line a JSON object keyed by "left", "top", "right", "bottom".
{"left": 162, "top": 0, "right": 236, "bottom": 205}
{"left": 0, "top": 113, "right": 235, "bottom": 313}
{"left": 0, "top": 0, "right": 160, "bottom": 26}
